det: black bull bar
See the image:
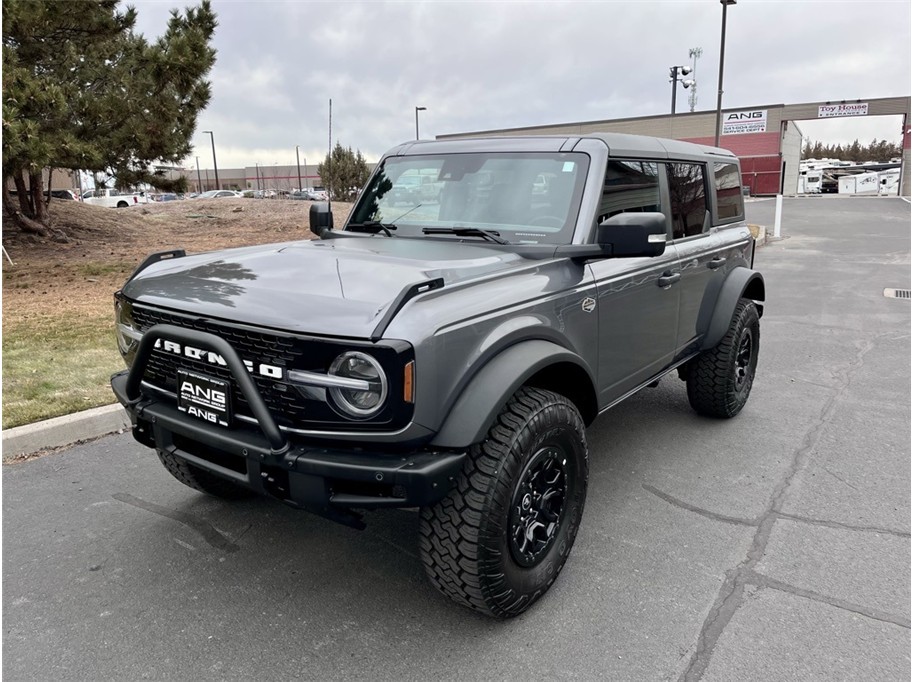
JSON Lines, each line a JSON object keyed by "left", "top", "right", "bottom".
{"left": 112, "top": 324, "right": 465, "bottom": 527}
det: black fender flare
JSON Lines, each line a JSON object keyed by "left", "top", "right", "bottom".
{"left": 430, "top": 340, "right": 596, "bottom": 449}
{"left": 700, "top": 268, "right": 765, "bottom": 351}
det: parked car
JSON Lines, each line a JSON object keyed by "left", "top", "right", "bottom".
{"left": 83, "top": 188, "right": 151, "bottom": 208}
{"left": 304, "top": 188, "right": 327, "bottom": 200}
{"left": 288, "top": 190, "right": 311, "bottom": 200}
{"left": 195, "top": 190, "right": 242, "bottom": 199}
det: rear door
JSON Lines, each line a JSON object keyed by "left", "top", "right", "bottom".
{"left": 665, "top": 161, "right": 723, "bottom": 356}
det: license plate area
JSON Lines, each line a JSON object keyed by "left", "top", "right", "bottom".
{"left": 177, "top": 369, "right": 231, "bottom": 427}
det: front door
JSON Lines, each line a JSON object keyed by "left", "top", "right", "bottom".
{"left": 588, "top": 159, "right": 680, "bottom": 406}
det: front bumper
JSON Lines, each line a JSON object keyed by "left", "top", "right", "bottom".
{"left": 111, "top": 324, "right": 465, "bottom": 527}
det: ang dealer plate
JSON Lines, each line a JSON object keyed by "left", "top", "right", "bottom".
{"left": 177, "top": 369, "right": 231, "bottom": 427}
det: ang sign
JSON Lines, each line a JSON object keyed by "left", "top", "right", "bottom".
{"left": 722, "top": 110, "right": 767, "bottom": 135}
{"left": 818, "top": 103, "right": 869, "bottom": 118}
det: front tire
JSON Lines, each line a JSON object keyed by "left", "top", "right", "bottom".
{"left": 686, "top": 298, "right": 760, "bottom": 418}
{"left": 156, "top": 449, "right": 254, "bottom": 500}
{"left": 419, "top": 387, "right": 588, "bottom": 618}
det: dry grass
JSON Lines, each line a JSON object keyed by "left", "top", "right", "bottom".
{"left": 2, "top": 197, "right": 353, "bottom": 427}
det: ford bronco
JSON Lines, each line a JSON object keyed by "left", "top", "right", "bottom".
{"left": 112, "top": 133, "right": 764, "bottom": 617}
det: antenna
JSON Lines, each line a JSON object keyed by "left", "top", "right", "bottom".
{"left": 688, "top": 47, "right": 703, "bottom": 113}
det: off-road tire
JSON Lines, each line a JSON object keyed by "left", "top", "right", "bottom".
{"left": 686, "top": 298, "right": 760, "bottom": 418}
{"left": 419, "top": 387, "right": 588, "bottom": 618}
{"left": 157, "top": 449, "right": 254, "bottom": 500}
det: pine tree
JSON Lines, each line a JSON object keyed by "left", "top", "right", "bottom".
{"left": 2, "top": 0, "right": 217, "bottom": 238}
{"left": 317, "top": 143, "right": 371, "bottom": 202}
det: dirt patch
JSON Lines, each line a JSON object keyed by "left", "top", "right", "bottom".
{"left": 2, "top": 197, "right": 353, "bottom": 427}
{"left": 3, "top": 197, "right": 353, "bottom": 320}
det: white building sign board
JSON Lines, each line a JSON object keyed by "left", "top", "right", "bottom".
{"left": 722, "top": 110, "right": 767, "bottom": 135}
{"left": 818, "top": 103, "right": 869, "bottom": 118}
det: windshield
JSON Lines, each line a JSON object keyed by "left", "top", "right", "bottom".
{"left": 348, "top": 152, "right": 590, "bottom": 244}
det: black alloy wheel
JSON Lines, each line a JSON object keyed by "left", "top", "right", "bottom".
{"left": 419, "top": 387, "right": 588, "bottom": 618}
{"left": 509, "top": 446, "right": 569, "bottom": 567}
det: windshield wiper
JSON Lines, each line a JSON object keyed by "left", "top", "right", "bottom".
{"left": 346, "top": 204, "right": 425, "bottom": 237}
{"left": 422, "top": 227, "right": 510, "bottom": 245}
{"left": 346, "top": 221, "right": 398, "bottom": 236}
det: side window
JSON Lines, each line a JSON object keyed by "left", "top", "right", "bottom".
{"left": 713, "top": 162, "right": 744, "bottom": 221}
{"left": 597, "top": 160, "right": 660, "bottom": 223}
{"left": 667, "top": 163, "right": 708, "bottom": 239}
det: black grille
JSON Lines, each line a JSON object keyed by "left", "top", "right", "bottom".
{"left": 131, "top": 305, "right": 411, "bottom": 431}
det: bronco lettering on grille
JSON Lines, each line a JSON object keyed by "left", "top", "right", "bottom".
{"left": 154, "top": 338, "right": 284, "bottom": 379}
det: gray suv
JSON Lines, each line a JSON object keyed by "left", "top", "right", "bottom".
{"left": 112, "top": 133, "right": 764, "bottom": 618}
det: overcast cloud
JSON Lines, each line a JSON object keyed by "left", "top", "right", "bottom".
{"left": 130, "top": 0, "right": 911, "bottom": 170}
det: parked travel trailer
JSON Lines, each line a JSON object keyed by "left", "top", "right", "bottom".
{"left": 878, "top": 169, "right": 900, "bottom": 196}
{"left": 838, "top": 171, "right": 879, "bottom": 195}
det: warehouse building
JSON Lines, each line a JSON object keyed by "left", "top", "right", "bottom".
{"left": 437, "top": 96, "right": 911, "bottom": 196}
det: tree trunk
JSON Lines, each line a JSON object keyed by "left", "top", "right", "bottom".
{"left": 46, "top": 168, "right": 54, "bottom": 207}
{"left": 13, "top": 173, "right": 32, "bottom": 215}
{"left": 2, "top": 183, "right": 49, "bottom": 236}
{"left": 29, "top": 171, "right": 48, "bottom": 224}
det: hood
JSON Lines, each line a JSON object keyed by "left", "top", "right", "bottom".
{"left": 122, "top": 236, "right": 528, "bottom": 338}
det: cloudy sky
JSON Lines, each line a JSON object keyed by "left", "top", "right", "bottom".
{"left": 130, "top": 0, "right": 911, "bottom": 170}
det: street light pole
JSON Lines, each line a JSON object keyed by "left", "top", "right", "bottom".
{"left": 415, "top": 106, "right": 427, "bottom": 140}
{"left": 714, "top": 0, "right": 736, "bottom": 147}
{"left": 295, "top": 145, "right": 302, "bottom": 192}
{"left": 195, "top": 156, "right": 202, "bottom": 193}
{"left": 203, "top": 130, "right": 219, "bottom": 189}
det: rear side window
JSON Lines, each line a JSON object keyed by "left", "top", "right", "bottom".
{"left": 597, "top": 161, "right": 660, "bottom": 222}
{"left": 667, "top": 163, "right": 708, "bottom": 239}
{"left": 713, "top": 162, "right": 744, "bottom": 221}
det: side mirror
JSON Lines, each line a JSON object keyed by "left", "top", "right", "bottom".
{"left": 309, "top": 202, "right": 333, "bottom": 237}
{"left": 596, "top": 212, "right": 667, "bottom": 257}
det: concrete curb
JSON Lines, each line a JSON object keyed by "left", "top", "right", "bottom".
{"left": 2, "top": 404, "right": 129, "bottom": 461}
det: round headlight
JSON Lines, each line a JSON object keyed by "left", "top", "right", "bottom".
{"left": 114, "top": 298, "right": 141, "bottom": 363}
{"left": 327, "top": 351, "right": 388, "bottom": 418}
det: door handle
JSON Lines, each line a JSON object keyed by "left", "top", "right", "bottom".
{"left": 657, "top": 272, "right": 681, "bottom": 287}
{"left": 707, "top": 257, "right": 727, "bottom": 270}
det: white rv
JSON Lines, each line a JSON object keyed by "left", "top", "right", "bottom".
{"left": 878, "top": 169, "right": 900, "bottom": 196}
{"left": 838, "top": 171, "right": 879, "bottom": 195}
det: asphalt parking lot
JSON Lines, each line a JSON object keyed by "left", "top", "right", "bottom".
{"left": 3, "top": 197, "right": 910, "bottom": 681}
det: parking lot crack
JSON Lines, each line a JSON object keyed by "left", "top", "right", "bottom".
{"left": 677, "top": 336, "right": 878, "bottom": 681}
{"left": 642, "top": 484, "right": 759, "bottom": 527}
{"left": 113, "top": 492, "right": 240, "bottom": 553}
{"left": 745, "top": 571, "right": 911, "bottom": 629}
{"left": 775, "top": 512, "right": 911, "bottom": 538}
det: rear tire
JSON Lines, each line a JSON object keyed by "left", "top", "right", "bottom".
{"left": 156, "top": 449, "right": 254, "bottom": 500}
{"left": 686, "top": 298, "right": 760, "bottom": 418}
{"left": 419, "top": 387, "right": 588, "bottom": 618}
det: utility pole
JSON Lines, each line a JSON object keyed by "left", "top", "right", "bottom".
{"left": 715, "top": 0, "right": 737, "bottom": 147}
{"left": 328, "top": 98, "right": 332, "bottom": 211}
{"left": 295, "top": 145, "right": 302, "bottom": 192}
{"left": 415, "top": 106, "right": 427, "bottom": 139}
{"left": 195, "top": 156, "right": 202, "bottom": 193}
{"left": 203, "top": 130, "right": 219, "bottom": 190}
{"left": 688, "top": 47, "right": 703, "bottom": 113}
